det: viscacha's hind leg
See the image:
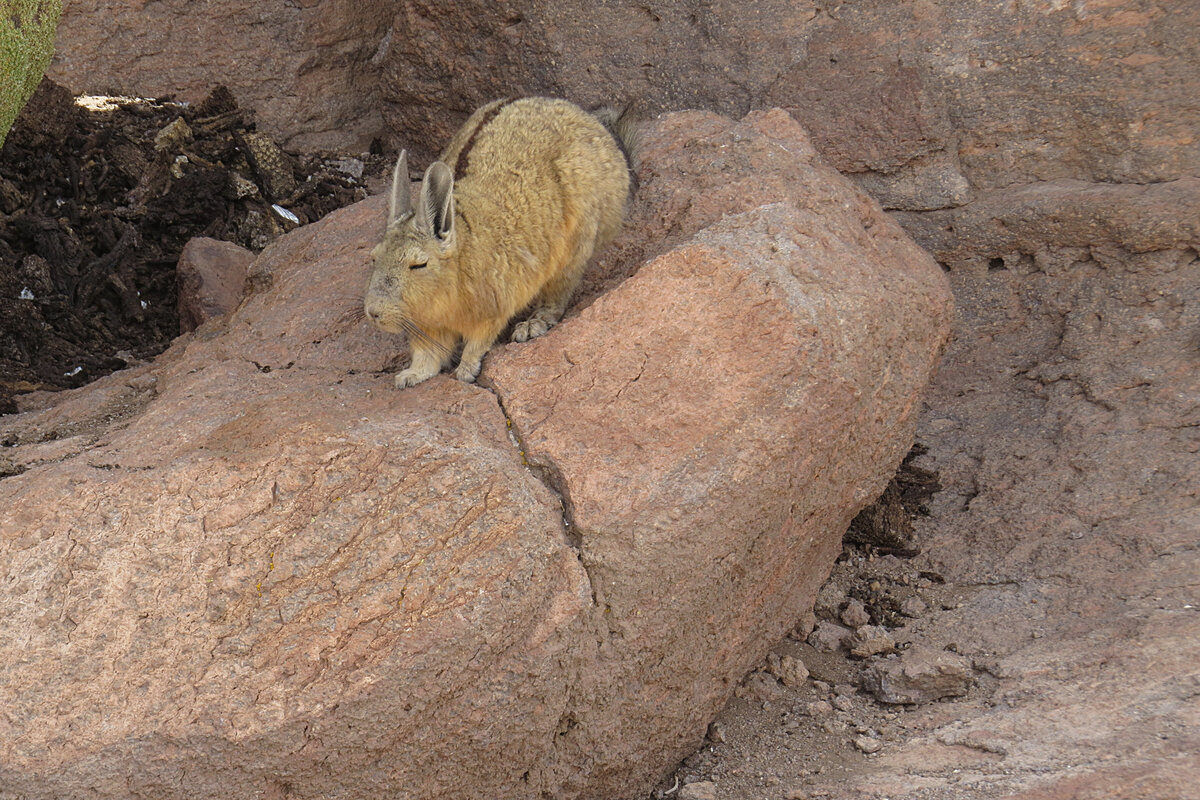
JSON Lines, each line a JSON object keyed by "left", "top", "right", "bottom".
{"left": 512, "top": 215, "right": 598, "bottom": 343}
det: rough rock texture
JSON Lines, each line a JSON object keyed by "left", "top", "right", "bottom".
{"left": 47, "top": 0, "right": 391, "bottom": 151}
{"left": 576, "top": 107, "right": 948, "bottom": 309}
{"left": 0, "top": 202, "right": 590, "bottom": 800}
{"left": 840, "top": 598, "right": 870, "bottom": 629}
{"left": 176, "top": 237, "right": 255, "bottom": 333}
{"left": 861, "top": 645, "right": 975, "bottom": 705}
{"left": 808, "top": 620, "right": 853, "bottom": 654}
{"left": 847, "top": 625, "right": 896, "bottom": 658}
{"left": 817, "top": 159, "right": 1200, "bottom": 799}
{"left": 0, "top": 110, "right": 951, "bottom": 799}
{"left": 678, "top": 781, "right": 718, "bottom": 800}
{"left": 378, "top": 0, "right": 1198, "bottom": 207}
{"left": 49, "top": 2, "right": 1195, "bottom": 211}
{"left": 895, "top": 179, "right": 1200, "bottom": 264}
{"left": 380, "top": 0, "right": 812, "bottom": 163}
{"left": 763, "top": 0, "right": 1200, "bottom": 193}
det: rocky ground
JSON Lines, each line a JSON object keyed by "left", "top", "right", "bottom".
{"left": 645, "top": 457, "right": 981, "bottom": 800}
{"left": 650, "top": 522, "right": 989, "bottom": 800}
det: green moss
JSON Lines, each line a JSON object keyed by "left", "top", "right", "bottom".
{"left": 0, "top": 0, "right": 63, "bottom": 148}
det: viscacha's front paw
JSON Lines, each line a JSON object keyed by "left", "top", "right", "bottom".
{"left": 394, "top": 367, "right": 437, "bottom": 388}
{"left": 454, "top": 360, "right": 481, "bottom": 383}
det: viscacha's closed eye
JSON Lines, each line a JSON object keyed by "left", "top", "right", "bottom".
{"left": 410, "top": 262, "right": 428, "bottom": 270}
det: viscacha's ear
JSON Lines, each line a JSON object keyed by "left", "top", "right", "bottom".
{"left": 417, "top": 161, "right": 455, "bottom": 242}
{"left": 388, "top": 150, "right": 413, "bottom": 226}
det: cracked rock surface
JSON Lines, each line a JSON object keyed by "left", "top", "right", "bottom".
{"left": 0, "top": 110, "right": 951, "bottom": 800}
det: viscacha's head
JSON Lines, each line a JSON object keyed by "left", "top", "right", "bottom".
{"left": 363, "top": 150, "right": 459, "bottom": 334}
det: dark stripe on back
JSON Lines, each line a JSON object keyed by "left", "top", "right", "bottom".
{"left": 454, "top": 98, "right": 516, "bottom": 181}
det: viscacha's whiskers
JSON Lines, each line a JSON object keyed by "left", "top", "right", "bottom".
{"left": 399, "top": 315, "right": 453, "bottom": 359}
{"left": 338, "top": 303, "right": 367, "bottom": 327}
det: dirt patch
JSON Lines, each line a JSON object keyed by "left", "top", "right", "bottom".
{"left": 0, "top": 78, "right": 386, "bottom": 414}
{"left": 651, "top": 449, "right": 974, "bottom": 800}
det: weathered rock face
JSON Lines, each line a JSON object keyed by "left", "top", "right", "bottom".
{"left": 830, "top": 170, "right": 1200, "bottom": 797}
{"left": 379, "top": 0, "right": 811, "bottom": 161}
{"left": 47, "top": 0, "right": 391, "bottom": 151}
{"left": 0, "top": 110, "right": 950, "bottom": 798}
{"left": 764, "top": 0, "right": 1200, "bottom": 193}
{"left": 379, "top": 0, "right": 1198, "bottom": 207}
{"left": 1, "top": 201, "right": 590, "bottom": 799}
{"left": 485, "top": 113, "right": 951, "bottom": 793}
{"left": 49, "top": 2, "right": 1197, "bottom": 214}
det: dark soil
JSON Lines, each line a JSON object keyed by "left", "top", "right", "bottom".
{"left": 843, "top": 444, "right": 941, "bottom": 557}
{"left": 0, "top": 78, "right": 385, "bottom": 414}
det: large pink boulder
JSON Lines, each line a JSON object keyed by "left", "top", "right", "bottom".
{"left": 0, "top": 110, "right": 951, "bottom": 799}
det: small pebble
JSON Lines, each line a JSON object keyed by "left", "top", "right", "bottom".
{"left": 814, "top": 581, "right": 847, "bottom": 619}
{"left": 900, "top": 596, "right": 928, "bottom": 618}
{"left": 766, "top": 652, "right": 810, "bottom": 688}
{"left": 840, "top": 598, "right": 871, "bottom": 628}
{"left": 850, "top": 625, "right": 896, "bottom": 657}
{"left": 331, "top": 157, "right": 365, "bottom": 179}
{"left": 808, "top": 620, "right": 854, "bottom": 653}
{"left": 804, "top": 700, "right": 833, "bottom": 717}
{"left": 678, "top": 780, "right": 717, "bottom": 800}
{"left": 854, "top": 735, "right": 882, "bottom": 754}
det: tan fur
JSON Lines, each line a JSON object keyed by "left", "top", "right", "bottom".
{"left": 364, "top": 97, "right": 634, "bottom": 388}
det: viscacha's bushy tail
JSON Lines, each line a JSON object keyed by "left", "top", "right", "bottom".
{"left": 592, "top": 104, "right": 640, "bottom": 187}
